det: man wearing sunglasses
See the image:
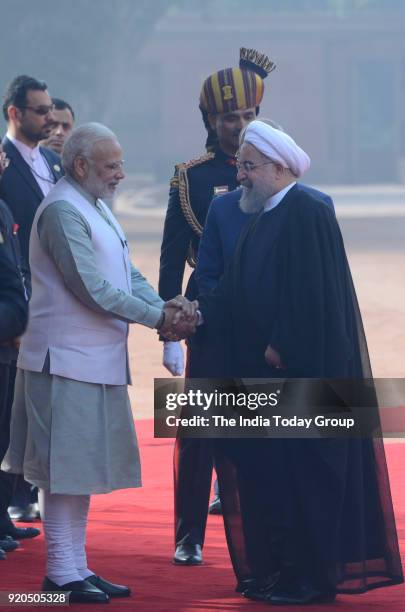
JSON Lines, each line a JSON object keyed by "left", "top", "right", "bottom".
{"left": 0, "top": 75, "right": 63, "bottom": 530}
{"left": 1, "top": 75, "right": 64, "bottom": 276}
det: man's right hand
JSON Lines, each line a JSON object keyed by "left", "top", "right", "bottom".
{"left": 0, "top": 336, "right": 21, "bottom": 349}
{"left": 163, "top": 341, "right": 184, "bottom": 376}
{"left": 159, "top": 296, "right": 199, "bottom": 340}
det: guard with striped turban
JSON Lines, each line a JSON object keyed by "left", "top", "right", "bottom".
{"left": 158, "top": 48, "right": 275, "bottom": 566}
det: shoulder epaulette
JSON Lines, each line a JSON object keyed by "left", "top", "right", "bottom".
{"left": 177, "top": 152, "right": 215, "bottom": 239}
{"left": 170, "top": 174, "right": 179, "bottom": 189}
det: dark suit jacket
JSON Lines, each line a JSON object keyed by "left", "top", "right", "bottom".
{"left": 0, "top": 198, "right": 28, "bottom": 347}
{"left": 0, "top": 136, "right": 64, "bottom": 269}
{"left": 195, "top": 183, "right": 335, "bottom": 294}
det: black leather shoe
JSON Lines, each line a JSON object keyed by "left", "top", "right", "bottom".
{"left": 86, "top": 574, "right": 131, "bottom": 598}
{"left": 42, "top": 577, "right": 109, "bottom": 604}
{"left": 0, "top": 548, "right": 6, "bottom": 560}
{"left": 8, "top": 504, "right": 40, "bottom": 522}
{"left": 243, "top": 572, "right": 280, "bottom": 601}
{"left": 208, "top": 497, "right": 222, "bottom": 515}
{"left": 0, "top": 526, "right": 40, "bottom": 539}
{"left": 235, "top": 577, "right": 258, "bottom": 593}
{"left": 173, "top": 543, "right": 203, "bottom": 565}
{"left": 268, "top": 580, "right": 336, "bottom": 605}
{"left": 0, "top": 536, "right": 19, "bottom": 552}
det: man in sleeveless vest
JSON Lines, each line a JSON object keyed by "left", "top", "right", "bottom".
{"left": 1, "top": 123, "right": 196, "bottom": 603}
{"left": 158, "top": 48, "right": 275, "bottom": 565}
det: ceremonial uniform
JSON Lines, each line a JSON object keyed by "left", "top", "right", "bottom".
{"left": 159, "top": 149, "right": 238, "bottom": 549}
{"left": 159, "top": 149, "right": 238, "bottom": 304}
{"left": 159, "top": 48, "right": 275, "bottom": 558}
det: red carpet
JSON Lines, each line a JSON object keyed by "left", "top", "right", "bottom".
{"left": 1, "top": 419, "right": 404, "bottom": 611}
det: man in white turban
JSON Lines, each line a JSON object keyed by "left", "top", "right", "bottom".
{"left": 238, "top": 119, "right": 311, "bottom": 215}
{"left": 195, "top": 120, "right": 403, "bottom": 604}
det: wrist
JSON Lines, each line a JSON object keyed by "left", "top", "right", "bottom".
{"left": 156, "top": 310, "right": 166, "bottom": 331}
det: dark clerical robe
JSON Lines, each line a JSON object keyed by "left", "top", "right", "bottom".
{"left": 198, "top": 183, "right": 403, "bottom": 594}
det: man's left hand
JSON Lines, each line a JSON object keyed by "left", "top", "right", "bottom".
{"left": 0, "top": 145, "right": 10, "bottom": 178}
{"left": 264, "top": 344, "right": 284, "bottom": 369}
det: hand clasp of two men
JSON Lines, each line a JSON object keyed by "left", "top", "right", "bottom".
{"left": 159, "top": 295, "right": 199, "bottom": 341}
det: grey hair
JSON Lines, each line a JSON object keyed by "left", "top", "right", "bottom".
{"left": 62, "top": 122, "right": 117, "bottom": 175}
{"left": 239, "top": 118, "right": 284, "bottom": 145}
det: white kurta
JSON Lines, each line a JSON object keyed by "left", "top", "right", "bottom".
{"left": 2, "top": 178, "right": 164, "bottom": 494}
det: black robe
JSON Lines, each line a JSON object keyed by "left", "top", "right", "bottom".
{"left": 198, "top": 184, "right": 403, "bottom": 593}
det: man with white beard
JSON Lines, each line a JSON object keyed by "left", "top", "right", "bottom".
{"left": 196, "top": 120, "right": 334, "bottom": 300}
{"left": 196, "top": 120, "right": 403, "bottom": 604}
{"left": 2, "top": 123, "right": 196, "bottom": 603}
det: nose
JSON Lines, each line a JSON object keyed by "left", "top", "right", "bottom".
{"left": 116, "top": 168, "right": 125, "bottom": 180}
{"left": 54, "top": 124, "right": 63, "bottom": 135}
{"left": 236, "top": 166, "right": 247, "bottom": 182}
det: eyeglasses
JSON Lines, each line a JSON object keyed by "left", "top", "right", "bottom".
{"left": 235, "top": 160, "right": 276, "bottom": 173}
{"left": 18, "top": 104, "right": 55, "bottom": 116}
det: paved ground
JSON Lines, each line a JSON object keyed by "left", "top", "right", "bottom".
{"left": 116, "top": 184, "right": 405, "bottom": 422}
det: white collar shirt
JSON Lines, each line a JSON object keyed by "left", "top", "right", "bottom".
{"left": 7, "top": 133, "right": 55, "bottom": 196}
{"left": 263, "top": 181, "right": 297, "bottom": 213}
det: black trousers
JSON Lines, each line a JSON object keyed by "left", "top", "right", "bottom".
{"left": 173, "top": 336, "right": 226, "bottom": 547}
{"left": 0, "top": 363, "right": 17, "bottom": 531}
{"left": 174, "top": 438, "right": 214, "bottom": 546}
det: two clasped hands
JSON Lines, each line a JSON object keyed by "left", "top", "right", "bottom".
{"left": 158, "top": 296, "right": 284, "bottom": 376}
{"left": 158, "top": 295, "right": 200, "bottom": 341}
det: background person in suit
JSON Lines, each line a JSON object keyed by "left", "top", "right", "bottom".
{"left": 0, "top": 147, "right": 30, "bottom": 558}
{"left": 40, "top": 97, "right": 75, "bottom": 155}
{"left": 0, "top": 75, "right": 64, "bottom": 274}
{"left": 0, "top": 75, "right": 63, "bottom": 523}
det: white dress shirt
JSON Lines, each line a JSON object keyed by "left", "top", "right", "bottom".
{"left": 263, "top": 181, "right": 297, "bottom": 213}
{"left": 6, "top": 133, "right": 55, "bottom": 196}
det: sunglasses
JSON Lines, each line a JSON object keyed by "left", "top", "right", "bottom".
{"left": 18, "top": 104, "right": 55, "bottom": 116}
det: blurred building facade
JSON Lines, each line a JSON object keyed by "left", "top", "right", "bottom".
{"left": 128, "top": 12, "right": 405, "bottom": 184}
{"left": 1, "top": 7, "right": 404, "bottom": 184}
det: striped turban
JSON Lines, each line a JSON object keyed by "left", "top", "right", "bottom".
{"left": 199, "top": 48, "right": 275, "bottom": 116}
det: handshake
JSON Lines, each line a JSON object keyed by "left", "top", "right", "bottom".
{"left": 157, "top": 295, "right": 200, "bottom": 341}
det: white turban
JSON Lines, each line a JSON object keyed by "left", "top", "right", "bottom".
{"left": 243, "top": 120, "right": 311, "bottom": 177}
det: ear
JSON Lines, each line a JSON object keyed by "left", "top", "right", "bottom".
{"left": 73, "top": 155, "right": 88, "bottom": 180}
{"left": 207, "top": 113, "right": 217, "bottom": 131}
{"left": 274, "top": 163, "right": 286, "bottom": 179}
{"left": 7, "top": 105, "right": 21, "bottom": 122}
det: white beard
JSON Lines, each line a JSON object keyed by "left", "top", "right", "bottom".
{"left": 239, "top": 185, "right": 269, "bottom": 214}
